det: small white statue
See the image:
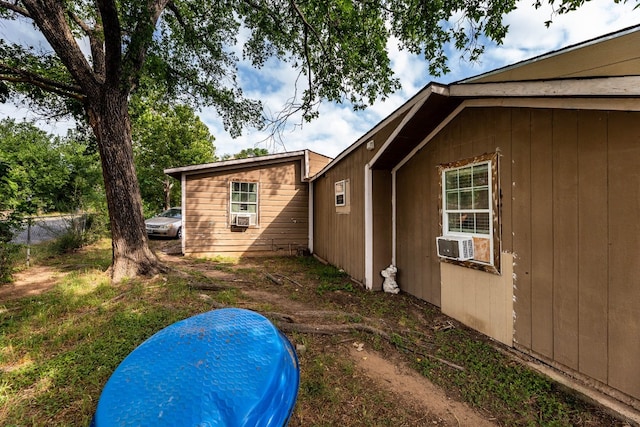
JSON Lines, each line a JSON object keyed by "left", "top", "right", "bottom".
{"left": 381, "top": 265, "right": 399, "bottom": 294}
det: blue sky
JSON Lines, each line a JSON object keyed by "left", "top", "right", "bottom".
{"left": 1, "top": 0, "right": 639, "bottom": 159}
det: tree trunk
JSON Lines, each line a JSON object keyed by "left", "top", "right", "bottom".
{"left": 87, "top": 87, "right": 165, "bottom": 282}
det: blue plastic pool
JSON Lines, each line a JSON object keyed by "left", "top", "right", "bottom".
{"left": 92, "top": 308, "right": 300, "bottom": 426}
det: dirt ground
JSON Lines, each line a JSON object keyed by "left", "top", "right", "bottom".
{"left": 2, "top": 244, "right": 499, "bottom": 426}
{"left": 152, "top": 245, "right": 497, "bottom": 425}
{"left": 2, "top": 240, "right": 629, "bottom": 426}
{"left": 0, "top": 265, "right": 68, "bottom": 301}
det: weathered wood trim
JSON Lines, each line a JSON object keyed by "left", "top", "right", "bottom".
{"left": 463, "top": 97, "right": 640, "bottom": 111}
{"left": 513, "top": 343, "right": 640, "bottom": 413}
{"left": 435, "top": 152, "right": 501, "bottom": 275}
{"left": 451, "top": 76, "right": 640, "bottom": 97}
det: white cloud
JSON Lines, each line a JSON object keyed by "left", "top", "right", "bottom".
{"left": 208, "top": 1, "right": 640, "bottom": 159}
{"left": 1, "top": 2, "right": 638, "bottom": 160}
{"left": 477, "top": 0, "right": 640, "bottom": 75}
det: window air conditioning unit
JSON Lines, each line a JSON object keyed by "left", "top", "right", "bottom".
{"left": 436, "top": 236, "right": 474, "bottom": 261}
{"left": 235, "top": 214, "right": 251, "bottom": 227}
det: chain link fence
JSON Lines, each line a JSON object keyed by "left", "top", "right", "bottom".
{"left": 1, "top": 213, "right": 101, "bottom": 283}
{"left": 11, "top": 215, "right": 74, "bottom": 245}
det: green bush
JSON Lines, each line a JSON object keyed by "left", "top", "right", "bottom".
{"left": 0, "top": 240, "right": 20, "bottom": 284}
{"left": 0, "top": 214, "right": 21, "bottom": 284}
{"left": 50, "top": 213, "right": 105, "bottom": 254}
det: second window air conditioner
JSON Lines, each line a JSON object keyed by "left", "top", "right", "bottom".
{"left": 436, "top": 236, "right": 474, "bottom": 261}
{"left": 235, "top": 214, "right": 251, "bottom": 227}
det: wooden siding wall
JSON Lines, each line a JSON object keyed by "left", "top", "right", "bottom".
{"left": 308, "top": 152, "right": 332, "bottom": 177}
{"left": 372, "top": 170, "right": 393, "bottom": 291}
{"left": 313, "top": 115, "right": 404, "bottom": 284}
{"left": 510, "top": 108, "right": 640, "bottom": 401}
{"left": 313, "top": 146, "right": 368, "bottom": 282}
{"left": 396, "top": 108, "right": 504, "bottom": 307}
{"left": 184, "top": 161, "right": 309, "bottom": 257}
{"left": 398, "top": 106, "right": 640, "bottom": 401}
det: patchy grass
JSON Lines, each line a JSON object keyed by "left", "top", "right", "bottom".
{"left": 293, "top": 336, "right": 432, "bottom": 427}
{"left": 0, "top": 242, "right": 627, "bottom": 426}
{"left": 415, "top": 328, "right": 586, "bottom": 426}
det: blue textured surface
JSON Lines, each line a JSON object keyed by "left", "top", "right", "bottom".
{"left": 92, "top": 308, "right": 299, "bottom": 426}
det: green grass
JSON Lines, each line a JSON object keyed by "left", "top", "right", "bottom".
{"left": 0, "top": 242, "right": 216, "bottom": 425}
{"left": 413, "top": 328, "right": 597, "bottom": 426}
{"left": 0, "top": 245, "right": 624, "bottom": 426}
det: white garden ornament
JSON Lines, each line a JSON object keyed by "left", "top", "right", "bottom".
{"left": 381, "top": 265, "right": 399, "bottom": 294}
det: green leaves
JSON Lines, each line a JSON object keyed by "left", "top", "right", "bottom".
{"left": 0, "top": 119, "right": 102, "bottom": 214}
{"left": 0, "top": 0, "right": 593, "bottom": 138}
{"left": 130, "top": 93, "right": 216, "bottom": 212}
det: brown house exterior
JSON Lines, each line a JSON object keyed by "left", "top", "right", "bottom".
{"left": 165, "top": 150, "right": 331, "bottom": 258}
{"left": 311, "top": 107, "right": 415, "bottom": 286}
{"left": 167, "top": 26, "right": 640, "bottom": 410}
{"left": 311, "top": 26, "right": 640, "bottom": 408}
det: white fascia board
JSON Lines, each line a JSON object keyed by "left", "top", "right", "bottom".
{"left": 391, "top": 170, "right": 397, "bottom": 266}
{"left": 450, "top": 76, "right": 640, "bottom": 98}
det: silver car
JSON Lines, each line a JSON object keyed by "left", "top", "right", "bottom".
{"left": 145, "top": 207, "right": 182, "bottom": 239}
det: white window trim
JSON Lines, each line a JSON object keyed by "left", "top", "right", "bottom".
{"left": 335, "top": 180, "right": 346, "bottom": 207}
{"left": 442, "top": 160, "right": 492, "bottom": 240}
{"left": 229, "top": 181, "right": 259, "bottom": 227}
{"left": 438, "top": 153, "right": 500, "bottom": 274}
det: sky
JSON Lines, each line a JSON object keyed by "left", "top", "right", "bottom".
{"left": 1, "top": 1, "right": 639, "bottom": 159}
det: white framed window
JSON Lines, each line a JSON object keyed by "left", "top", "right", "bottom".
{"left": 439, "top": 153, "right": 500, "bottom": 273}
{"left": 335, "top": 180, "right": 346, "bottom": 206}
{"left": 230, "top": 181, "right": 258, "bottom": 227}
{"left": 443, "top": 162, "right": 491, "bottom": 236}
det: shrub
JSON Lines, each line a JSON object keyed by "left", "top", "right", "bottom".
{"left": 0, "top": 214, "right": 21, "bottom": 284}
{"left": 50, "top": 213, "right": 104, "bottom": 254}
{"left": 0, "top": 241, "right": 20, "bottom": 284}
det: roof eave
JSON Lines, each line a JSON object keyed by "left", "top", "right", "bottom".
{"left": 164, "top": 150, "right": 310, "bottom": 179}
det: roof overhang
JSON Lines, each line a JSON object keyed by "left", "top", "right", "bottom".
{"left": 450, "top": 76, "right": 640, "bottom": 98}
{"left": 459, "top": 25, "right": 640, "bottom": 84}
{"left": 370, "top": 76, "right": 640, "bottom": 170}
{"left": 310, "top": 83, "right": 441, "bottom": 180}
{"left": 165, "top": 150, "right": 309, "bottom": 180}
{"left": 369, "top": 84, "right": 460, "bottom": 170}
